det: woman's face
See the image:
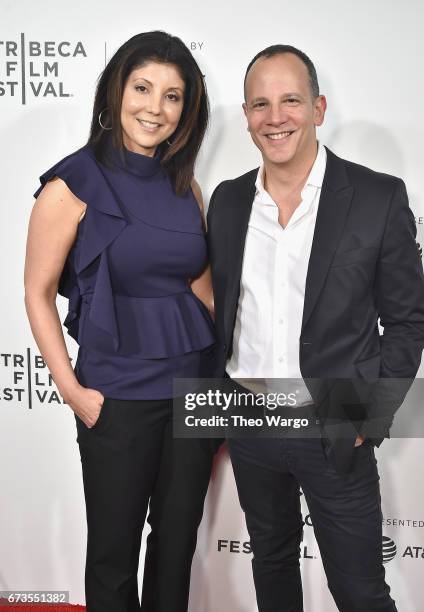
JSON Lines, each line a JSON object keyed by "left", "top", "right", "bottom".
{"left": 120, "top": 61, "right": 185, "bottom": 157}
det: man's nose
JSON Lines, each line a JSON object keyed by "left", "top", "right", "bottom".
{"left": 267, "top": 104, "right": 288, "bottom": 126}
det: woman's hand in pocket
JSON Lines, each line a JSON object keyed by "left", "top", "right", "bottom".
{"left": 65, "top": 384, "right": 105, "bottom": 428}
{"left": 354, "top": 435, "right": 365, "bottom": 447}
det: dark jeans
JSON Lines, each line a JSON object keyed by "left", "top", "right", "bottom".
{"left": 75, "top": 397, "right": 219, "bottom": 612}
{"left": 228, "top": 435, "right": 397, "bottom": 612}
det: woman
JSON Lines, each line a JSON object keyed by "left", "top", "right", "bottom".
{"left": 24, "top": 31, "right": 219, "bottom": 612}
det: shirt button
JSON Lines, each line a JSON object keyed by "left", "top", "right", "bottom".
{"left": 279, "top": 318, "right": 284, "bottom": 324}
{"left": 278, "top": 356, "right": 284, "bottom": 363}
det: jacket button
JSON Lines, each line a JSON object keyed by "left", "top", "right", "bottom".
{"left": 223, "top": 344, "right": 227, "bottom": 352}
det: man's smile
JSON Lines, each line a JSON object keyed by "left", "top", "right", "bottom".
{"left": 265, "top": 130, "right": 294, "bottom": 141}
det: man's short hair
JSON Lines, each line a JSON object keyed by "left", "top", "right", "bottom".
{"left": 244, "top": 44, "right": 320, "bottom": 100}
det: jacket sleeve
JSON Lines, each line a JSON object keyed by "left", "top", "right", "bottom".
{"left": 206, "top": 183, "right": 223, "bottom": 236}
{"left": 206, "top": 183, "right": 229, "bottom": 376}
{"left": 206, "top": 182, "right": 228, "bottom": 289}
{"left": 361, "top": 178, "right": 424, "bottom": 444}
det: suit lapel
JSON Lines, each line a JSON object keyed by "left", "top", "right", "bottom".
{"left": 301, "top": 149, "right": 354, "bottom": 330}
{"left": 224, "top": 171, "right": 257, "bottom": 343}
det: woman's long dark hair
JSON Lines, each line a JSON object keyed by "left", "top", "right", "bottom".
{"left": 88, "top": 31, "right": 209, "bottom": 195}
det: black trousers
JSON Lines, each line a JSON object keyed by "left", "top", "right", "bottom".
{"left": 75, "top": 397, "right": 219, "bottom": 612}
{"left": 228, "top": 435, "right": 397, "bottom": 612}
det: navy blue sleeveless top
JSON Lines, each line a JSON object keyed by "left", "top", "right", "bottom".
{"left": 34, "top": 144, "right": 215, "bottom": 399}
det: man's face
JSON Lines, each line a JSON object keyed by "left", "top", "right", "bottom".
{"left": 243, "top": 53, "right": 326, "bottom": 168}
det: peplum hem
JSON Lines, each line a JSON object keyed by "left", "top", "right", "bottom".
{"left": 80, "top": 290, "right": 215, "bottom": 359}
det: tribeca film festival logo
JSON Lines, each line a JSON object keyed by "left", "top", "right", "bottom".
{"left": 0, "top": 350, "right": 67, "bottom": 408}
{"left": 217, "top": 539, "right": 317, "bottom": 560}
{"left": 217, "top": 534, "right": 424, "bottom": 563}
{"left": 0, "top": 34, "right": 87, "bottom": 104}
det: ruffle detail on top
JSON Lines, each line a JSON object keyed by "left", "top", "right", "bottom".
{"left": 104, "top": 145, "right": 206, "bottom": 236}
{"left": 34, "top": 147, "right": 127, "bottom": 349}
{"left": 34, "top": 147, "right": 215, "bottom": 357}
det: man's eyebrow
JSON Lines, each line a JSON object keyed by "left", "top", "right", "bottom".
{"left": 249, "top": 92, "right": 305, "bottom": 104}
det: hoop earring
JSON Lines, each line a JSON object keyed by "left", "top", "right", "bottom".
{"left": 98, "top": 109, "right": 112, "bottom": 130}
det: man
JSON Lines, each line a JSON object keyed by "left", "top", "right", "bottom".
{"left": 207, "top": 45, "right": 424, "bottom": 612}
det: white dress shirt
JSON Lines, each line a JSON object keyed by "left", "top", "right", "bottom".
{"left": 227, "top": 144, "right": 327, "bottom": 405}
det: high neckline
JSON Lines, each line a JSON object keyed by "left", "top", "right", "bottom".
{"left": 122, "top": 146, "right": 162, "bottom": 178}
{"left": 107, "top": 139, "right": 163, "bottom": 178}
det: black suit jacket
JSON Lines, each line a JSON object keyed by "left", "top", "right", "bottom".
{"left": 207, "top": 147, "right": 424, "bottom": 472}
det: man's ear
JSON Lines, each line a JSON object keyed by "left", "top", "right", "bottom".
{"left": 242, "top": 102, "right": 250, "bottom": 131}
{"left": 314, "top": 95, "right": 327, "bottom": 127}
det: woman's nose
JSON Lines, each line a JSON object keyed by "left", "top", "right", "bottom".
{"left": 145, "top": 93, "right": 162, "bottom": 115}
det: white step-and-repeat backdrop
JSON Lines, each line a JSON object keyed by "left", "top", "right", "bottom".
{"left": 1, "top": 1, "right": 423, "bottom": 610}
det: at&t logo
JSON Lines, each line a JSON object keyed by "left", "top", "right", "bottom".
{"left": 382, "top": 536, "right": 397, "bottom": 564}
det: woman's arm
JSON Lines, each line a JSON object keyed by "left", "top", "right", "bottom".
{"left": 24, "top": 177, "right": 103, "bottom": 427}
{"left": 190, "top": 179, "right": 214, "bottom": 315}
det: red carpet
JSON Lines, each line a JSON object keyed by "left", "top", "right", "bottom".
{"left": 0, "top": 604, "right": 85, "bottom": 610}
